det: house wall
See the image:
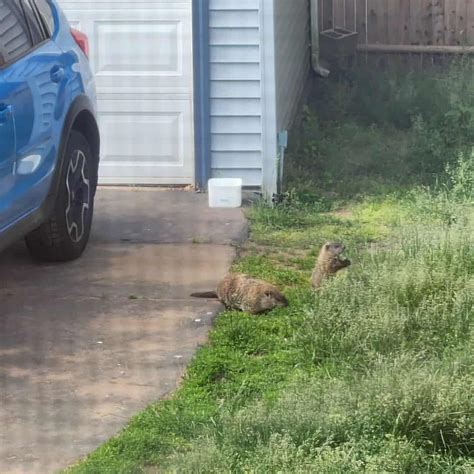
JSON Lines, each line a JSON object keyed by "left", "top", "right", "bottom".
{"left": 274, "top": 0, "right": 311, "bottom": 131}
{"left": 208, "top": 0, "right": 263, "bottom": 186}
{"left": 207, "top": 0, "right": 311, "bottom": 193}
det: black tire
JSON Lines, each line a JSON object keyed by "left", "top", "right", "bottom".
{"left": 26, "top": 131, "right": 98, "bottom": 262}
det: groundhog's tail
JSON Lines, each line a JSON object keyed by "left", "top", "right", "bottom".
{"left": 190, "top": 291, "right": 218, "bottom": 299}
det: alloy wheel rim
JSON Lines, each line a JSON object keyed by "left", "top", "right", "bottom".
{"left": 65, "top": 150, "right": 90, "bottom": 243}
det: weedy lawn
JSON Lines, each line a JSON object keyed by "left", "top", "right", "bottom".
{"left": 69, "top": 64, "right": 474, "bottom": 473}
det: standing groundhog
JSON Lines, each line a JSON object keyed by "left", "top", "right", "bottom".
{"left": 191, "top": 273, "right": 289, "bottom": 314}
{"left": 312, "top": 242, "right": 351, "bottom": 289}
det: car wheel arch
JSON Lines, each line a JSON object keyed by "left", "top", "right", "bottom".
{"left": 71, "top": 108, "right": 100, "bottom": 165}
{"left": 50, "top": 95, "right": 100, "bottom": 203}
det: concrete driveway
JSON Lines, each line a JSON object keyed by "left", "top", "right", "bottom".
{"left": 0, "top": 188, "right": 247, "bottom": 473}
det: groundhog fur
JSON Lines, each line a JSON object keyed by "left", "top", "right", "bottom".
{"left": 312, "top": 242, "right": 351, "bottom": 289}
{"left": 191, "top": 273, "right": 289, "bottom": 314}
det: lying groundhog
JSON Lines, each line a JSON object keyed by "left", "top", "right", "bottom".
{"left": 312, "top": 242, "right": 351, "bottom": 289}
{"left": 191, "top": 273, "right": 289, "bottom": 314}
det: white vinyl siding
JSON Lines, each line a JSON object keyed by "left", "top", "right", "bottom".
{"left": 274, "top": 0, "right": 311, "bottom": 130}
{"left": 209, "top": 0, "right": 262, "bottom": 187}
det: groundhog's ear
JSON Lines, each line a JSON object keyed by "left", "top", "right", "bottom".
{"left": 325, "top": 244, "right": 331, "bottom": 250}
{"left": 265, "top": 291, "right": 272, "bottom": 297}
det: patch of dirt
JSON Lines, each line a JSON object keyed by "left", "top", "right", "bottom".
{"left": 238, "top": 241, "right": 310, "bottom": 265}
{"left": 332, "top": 209, "right": 354, "bottom": 219}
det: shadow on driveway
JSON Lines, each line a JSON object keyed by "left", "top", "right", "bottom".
{"left": 0, "top": 188, "right": 247, "bottom": 473}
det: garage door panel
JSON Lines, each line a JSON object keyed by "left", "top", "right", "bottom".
{"left": 63, "top": 8, "right": 192, "bottom": 93}
{"left": 98, "top": 99, "right": 193, "bottom": 180}
{"left": 101, "top": 114, "right": 183, "bottom": 165}
{"left": 95, "top": 20, "right": 182, "bottom": 76}
{"left": 60, "top": 1, "right": 194, "bottom": 184}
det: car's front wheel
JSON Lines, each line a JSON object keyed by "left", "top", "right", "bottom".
{"left": 26, "top": 130, "right": 98, "bottom": 262}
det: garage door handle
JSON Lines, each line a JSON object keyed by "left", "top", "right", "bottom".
{"left": 0, "top": 105, "right": 12, "bottom": 124}
{"left": 50, "top": 66, "right": 65, "bottom": 83}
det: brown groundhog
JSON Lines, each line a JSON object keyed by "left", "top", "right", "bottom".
{"left": 191, "top": 273, "right": 289, "bottom": 314}
{"left": 312, "top": 242, "right": 351, "bottom": 289}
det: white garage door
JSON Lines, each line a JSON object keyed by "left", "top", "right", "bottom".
{"left": 60, "top": 0, "right": 195, "bottom": 185}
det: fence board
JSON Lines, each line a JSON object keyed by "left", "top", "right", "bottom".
{"left": 356, "top": 0, "right": 367, "bottom": 43}
{"left": 420, "top": 0, "right": 433, "bottom": 45}
{"left": 383, "top": 0, "right": 390, "bottom": 44}
{"left": 333, "top": 0, "right": 345, "bottom": 28}
{"left": 445, "top": 1, "right": 457, "bottom": 45}
{"left": 408, "top": 0, "right": 423, "bottom": 44}
{"left": 345, "top": 0, "right": 356, "bottom": 32}
{"left": 432, "top": 0, "right": 445, "bottom": 45}
{"left": 366, "top": 0, "right": 382, "bottom": 44}
{"left": 456, "top": 0, "right": 468, "bottom": 45}
{"left": 468, "top": 1, "right": 474, "bottom": 45}
{"left": 321, "top": 0, "right": 334, "bottom": 30}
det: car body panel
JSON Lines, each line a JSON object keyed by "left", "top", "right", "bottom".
{"left": 0, "top": 0, "right": 98, "bottom": 251}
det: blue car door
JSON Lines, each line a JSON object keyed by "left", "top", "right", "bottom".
{"left": 0, "top": 0, "right": 69, "bottom": 230}
{"left": 0, "top": 85, "right": 16, "bottom": 211}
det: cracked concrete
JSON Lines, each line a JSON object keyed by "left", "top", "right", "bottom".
{"left": 0, "top": 188, "right": 247, "bottom": 473}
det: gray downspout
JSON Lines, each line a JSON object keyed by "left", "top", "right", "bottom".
{"left": 310, "top": 0, "right": 330, "bottom": 77}
{"left": 276, "top": 130, "right": 288, "bottom": 196}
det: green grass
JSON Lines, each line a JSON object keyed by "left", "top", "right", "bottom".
{"left": 68, "top": 159, "right": 474, "bottom": 474}
{"left": 285, "top": 60, "right": 474, "bottom": 199}
{"left": 68, "top": 66, "right": 474, "bottom": 473}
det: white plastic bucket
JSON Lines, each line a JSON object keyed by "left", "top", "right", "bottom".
{"left": 208, "top": 178, "right": 242, "bottom": 208}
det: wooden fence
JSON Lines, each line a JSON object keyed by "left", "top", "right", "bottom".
{"left": 319, "top": 0, "right": 474, "bottom": 51}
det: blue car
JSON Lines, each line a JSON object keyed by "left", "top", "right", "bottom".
{"left": 0, "top": 0, "right": 99, "bottom": 261}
